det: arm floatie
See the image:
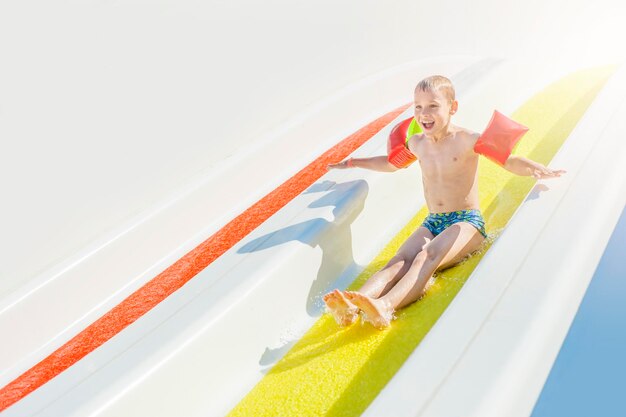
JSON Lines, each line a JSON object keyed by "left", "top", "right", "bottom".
{"left": 387, "top": 117, "right": 422, "bottom": 168}
{"left": 474, "top": 110, "right": 529, "bottom": 165}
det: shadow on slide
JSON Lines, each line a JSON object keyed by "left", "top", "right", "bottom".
{"left": 238, "top": 179, "right": 369, "bottom": 316}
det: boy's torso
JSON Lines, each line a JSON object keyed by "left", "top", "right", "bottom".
{"left": 408, "top": 126, "right": 481, "bottom": 213}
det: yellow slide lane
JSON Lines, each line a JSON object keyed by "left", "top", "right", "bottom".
{"left": 229, "top": 66, "right": 615, "bottom": 417}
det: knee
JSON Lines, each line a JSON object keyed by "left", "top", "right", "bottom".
{"left": 388, "top": 255, "right": 408, "bottom": 270}
{"left": 413, "top": 246, "right": 441, "bottom": 266}
{"left": 387, "top": 254, "right": 414, "bottom": 274}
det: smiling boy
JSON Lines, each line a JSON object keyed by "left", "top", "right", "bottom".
{"left": 324, "top": 75, "right": 565, "bottom": 328}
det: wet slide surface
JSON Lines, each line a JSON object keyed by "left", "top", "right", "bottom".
{"left": 228, "top": 67, "right": 615, "bottom": 416}
{"left": 531, "top": 206, "right": 626, "bottom": 417}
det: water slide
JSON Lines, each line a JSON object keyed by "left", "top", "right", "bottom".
{"left": 2, "top": 2, "right": 626, "bottom": 417}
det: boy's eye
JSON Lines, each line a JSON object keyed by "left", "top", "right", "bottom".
{"left": 430, "top": 104, "right": 439, "bottom": 108}
{"left": 415, "top": 105, "right": 422, "bottom": 110}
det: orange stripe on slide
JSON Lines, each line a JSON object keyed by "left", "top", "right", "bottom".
{"left": 0, "top": 104, "right": 410, "bottom": 412}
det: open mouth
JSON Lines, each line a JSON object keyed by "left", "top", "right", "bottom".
{"left": 421, "top": 121, "right": 435, "bottom": 130}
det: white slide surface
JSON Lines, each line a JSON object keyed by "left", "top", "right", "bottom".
{"left": 2, "top": 1, "right": 626, "bottom": 416}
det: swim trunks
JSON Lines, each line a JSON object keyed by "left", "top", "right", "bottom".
{"left": 421, "top": 209, "right": 488, "bottom": 238}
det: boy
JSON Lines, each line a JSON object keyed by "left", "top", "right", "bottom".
{"left": 324, "top": 75, "right": 565, "bottom": 328}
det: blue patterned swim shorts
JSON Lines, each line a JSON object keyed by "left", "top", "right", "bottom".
{"left": 421, "top": 209, "right": 487, "bottom": 238}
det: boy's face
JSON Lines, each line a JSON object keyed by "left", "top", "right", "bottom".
{"left": 413, "top": 89, "right": 458, "bottom": 137}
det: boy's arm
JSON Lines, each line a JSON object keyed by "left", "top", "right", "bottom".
{"left": 327, "top": 156, "right": 400, "bottom": 172}
{"left": 503, "top": 155, "right": 566, "bottom": 179}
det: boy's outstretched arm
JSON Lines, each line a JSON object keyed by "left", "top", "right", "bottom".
{"left": 327, "top": 156, "right": 400, "bottom": 172}
{"left": 503, "top": 155, "right": 566, "bottom": 179}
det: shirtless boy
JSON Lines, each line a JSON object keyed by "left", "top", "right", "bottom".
{"left": 324, "top": 75, "right": 565, "bottom": 329}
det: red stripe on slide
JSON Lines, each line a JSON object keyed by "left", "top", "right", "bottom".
{"left": 0, "top": 104, "right": 410, "bottom": 411}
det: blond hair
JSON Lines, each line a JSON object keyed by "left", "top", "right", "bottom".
{"left": 415, "top": 75, "right": 455, "bottom": 102}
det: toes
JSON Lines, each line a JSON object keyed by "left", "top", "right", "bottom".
{"left": 324, "top": 290, "right": 339, "bottom": 302}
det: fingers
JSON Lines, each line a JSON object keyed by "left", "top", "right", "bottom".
{"left": 533, "top": 167, "right": 567, "bottom": 179}
{"left": 327, "top": 160, "right": 350, "bottom": 170}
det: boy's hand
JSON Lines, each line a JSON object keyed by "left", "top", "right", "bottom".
{"left": 530, "top": 166, "right": 566, "bottom": 179}
{"left": 327, "top": 159, "right": 352, "bottom": 170}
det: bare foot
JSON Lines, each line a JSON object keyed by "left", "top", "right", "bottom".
{"left": 323, "top": 289, "right": 358, "bottom": 326}
{"left": 344, "top": 291, "right": 394, "bottom": 329}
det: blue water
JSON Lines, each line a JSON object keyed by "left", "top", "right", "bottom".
{"left": 531, "top": 205, "right": 626, "bottom": 417}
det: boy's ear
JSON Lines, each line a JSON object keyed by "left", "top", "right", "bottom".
{"left": 450, "top": 100, "right": 459, "bottom": 115}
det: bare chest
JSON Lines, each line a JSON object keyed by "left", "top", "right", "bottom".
{"left": 415, "top": 140, "right": 477, "bottom": 178}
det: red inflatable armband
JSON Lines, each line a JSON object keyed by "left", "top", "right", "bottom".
{"left": 387, "top": 117, "right": 418, "bottom": 168}
{"left": 474, "top": 110, "right": 529, "bottom": 165}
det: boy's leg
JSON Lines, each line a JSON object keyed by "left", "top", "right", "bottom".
{"left": 324, "top": 226, "right": 432, "bottom": 326}
{"left": 346, "top": 222, "right": 484, "bottom": 327}
{"left": 356, "top": 226, "right": 434, "bottom": 298}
